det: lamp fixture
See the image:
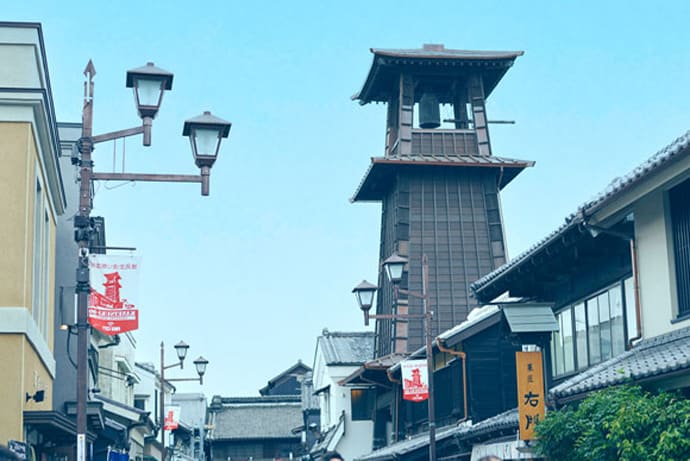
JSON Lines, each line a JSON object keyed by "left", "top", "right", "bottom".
{"left": 352, "top": 280, "right": 378, "bottom": 313}
{"left": 125, "top": 62, "right": 173, "bottom": 119}
{"left": 382, "top": 253, "right": 408, "bottom": 284}
{"left": 174, "top": 341, "right": 190, "bottom": 366}
{"left": 26, "top": 390, "right": 45, "bottom": 403}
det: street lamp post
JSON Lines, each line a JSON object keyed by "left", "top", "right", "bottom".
{"left": 352, "top": 253, "right": 436, "bottom": 461}
{"left": 74, "top": 60, "right": 230, "bottom": 461}
{"left": 160, "top": 341, "right": 209, "bottom": 461}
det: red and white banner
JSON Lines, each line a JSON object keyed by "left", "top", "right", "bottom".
{"left": 88, "top": 254, "right": 140, "bottom": 335}
{"left": 401, "top": 359, "right": 429, "bottom": 402}
{"left": 164, "top": 405, "right": 181, "bottom": 431}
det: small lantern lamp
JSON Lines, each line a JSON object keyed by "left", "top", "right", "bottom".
{"left": 174, "top": 341, "right": 190, "bottom": 367}
{"left": 125, "top": 62, "right": 174, "bottom": 119}
{"left": 352, "top": 280, "right": 378, "bottom": 312}
{"left": 382, "top": 253, "right": 408, "bottom": 284}
{"left": 194, "top": 356, "right": 209, "bottom": 384}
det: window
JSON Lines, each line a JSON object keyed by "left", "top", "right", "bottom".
{"left": 670, "top": 178, "right": 690, "bottom": 318}
{"left": 610, "top": 286, "right": 625, "bottom": 356}
{"left": 351, "top": 388, "right": 375, "bottom": 421}
{"left": 560, "top": 310, "right": 575, "bottom": 374}
{"left": 551, "top": 281, "right": 628, "bottom": 377}
{"left": 322, "top": 391, "right": 331, "bottom": 427}
{"left": 32, "top": 178, "right": 51, "bottom": 339}
{"left": 574, "top": 303, "right": 588, "bottom": 370}
{"left": 134, "top": 398, "right": 146, "bottom": 411}
{"left": 41, "top": 210, "right": 50, "bottom": 334}
{"left": 587, "top": 296, "right": 601, "bottom": 364}
{"left": 32, "top": 180, "right": 42, "bottom": 326}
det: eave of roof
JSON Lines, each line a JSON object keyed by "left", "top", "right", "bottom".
{"left": 339, "top": 352, "right": 408, "bottom": 387}
{"left": 371, "top": 47, "right": 524, "bottom": 60}
{"left": 351, "top": 155, "right": 534, "bottom": 202}
{"left": 22, "top": 410, "right": 93, "bottom": 443}
{"left": 471, "top": 129, "right": 690, "bottom": 300}
{"left": 354, "top": 46, "right": 523, "bottom": 104}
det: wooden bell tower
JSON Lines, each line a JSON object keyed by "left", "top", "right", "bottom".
{"left": 352, "top": 44, "right": 534, "bottom": 356}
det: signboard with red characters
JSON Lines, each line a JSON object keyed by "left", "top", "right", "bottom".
{"left": 164, "top": 406, "right": 181, "bottom": 431}
{"left": 88, "top": 255, "right": 140, "bottom": 335}
{"left": 401, "top": 359, "right": 429, "bottom": 402}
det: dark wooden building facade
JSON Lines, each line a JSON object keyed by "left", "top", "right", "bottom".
{"left": 352, "top": 44, "right": 533, "bottom": 356}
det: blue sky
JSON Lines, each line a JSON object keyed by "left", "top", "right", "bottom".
{"left": 6, "top": 1, "right": 690, "bottom": 396}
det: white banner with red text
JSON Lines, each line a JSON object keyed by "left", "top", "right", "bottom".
{"left": 401, "top": 359, "right": 429, "bottom": 402}
{"left": 88, "top": 254, "right": 140, "bottom": 335}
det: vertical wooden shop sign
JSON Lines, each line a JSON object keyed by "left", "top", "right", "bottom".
{"left": 516, "top": 351, "right": 545, "bottom": 440}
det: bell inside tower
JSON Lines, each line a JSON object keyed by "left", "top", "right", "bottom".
{"left": 418, "top": 92, "right": 441, "bottom": 129}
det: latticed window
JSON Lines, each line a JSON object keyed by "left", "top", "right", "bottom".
{"left": 670, "top": 177, "right": 690, "bottom": 318}
{"left": 551, "top": 280, "right": 630, "bottom": 377}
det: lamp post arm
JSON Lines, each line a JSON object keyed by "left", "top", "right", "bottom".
{"left": 92, "top": 172, "right": 202, "bottom": 183}
{"left": 163, "top": 361, "right": 183, "bottom": 371}
{"left": 395, "top": 287, "right": 425, "bottom": 299}
{"left": 166, "top": 377, "right": 202, "bottom": 383}
{"left": 92, "top": 125, "right": 145, "bottom": 144}
{"left": 91, "top": 170, "right": 211, "bottom": 196}
{"left": 368, "top": 313, "right": 426, "bottom": 320}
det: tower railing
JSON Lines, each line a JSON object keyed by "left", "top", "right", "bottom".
{"left": 388, "top": 129, "right": 479, "bottom": 157}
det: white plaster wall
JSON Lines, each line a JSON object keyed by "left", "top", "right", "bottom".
{"left": 0, "top": 25, "right": 46, "bottom": 89}
{"left": 324, "top": 365, "right": 375, "bottom": 459}
{"left": 133, "top": 363, "right": 158, "bottom": 413}
{"left": 0, "top": 44, "right": 40, "bottom": 87}
{"left": 310, "top": 339, "right": 375, "bottom": 455}
{"left": 337, "top": 418, "right": 374, "bottom": 461}
{"left": 634, "top": 190, "right": 690, "bottom": 337}
{"left": 328, "top": 365, "right": 354, "bottom": 419}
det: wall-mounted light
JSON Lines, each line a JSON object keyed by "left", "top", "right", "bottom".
{"left": 26, "top": 390, "right": 45, "bottom": 403}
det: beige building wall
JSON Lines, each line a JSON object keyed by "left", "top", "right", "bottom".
{"left": 0, "top": 123, "right": 32, "bottom": 308}
{"left": 0, "top": 120, "right": 57, "bottom": 441}
{"left": 0, "top": 23, "right": 66, "bottom": 447}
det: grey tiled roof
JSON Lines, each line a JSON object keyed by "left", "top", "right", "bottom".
{"left": 472, "top": 129, "right": 690, "bottom": 295}
{"left": 456, "top": 408, "right": 518, "bottom": 441}
{"left": 209, "top": 397, "right": 302, "bottom": 441}
{"left": 355, "top": 424, "right": 459, "bottom": 461}
{"left": 355, "top": 409, "right": 520, "bottom": 460}
{"left": 550, "top": 326, "right": 690, "bottom": 402}
{"left": 310, "top": 411, "right": 345, "bottom": 455}
{"left": 317, "top": 330, "right": 375, "bottom": 365}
